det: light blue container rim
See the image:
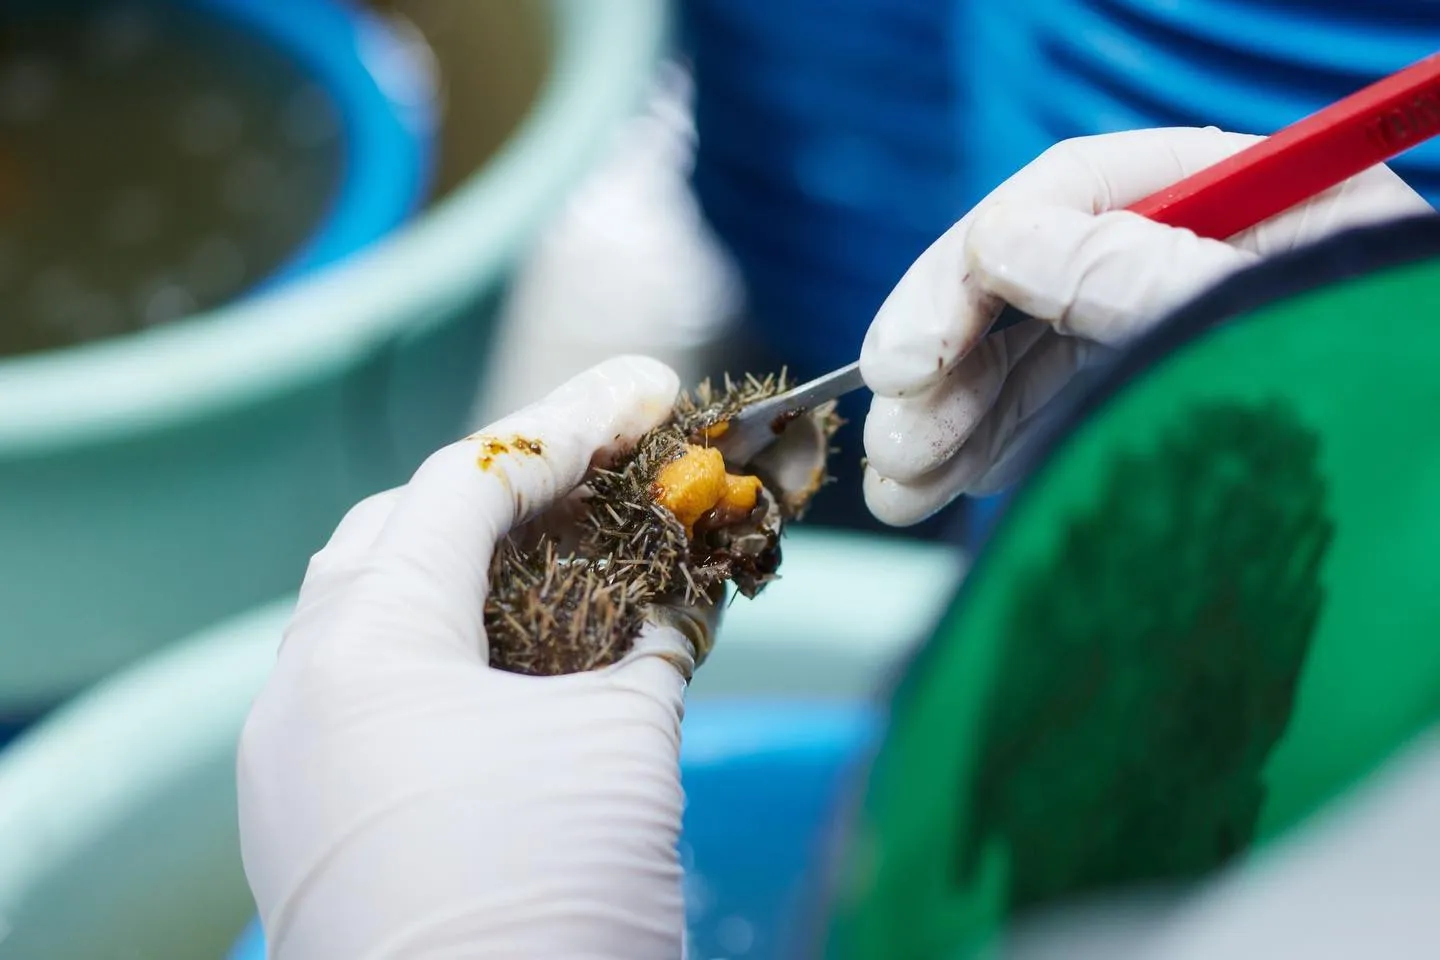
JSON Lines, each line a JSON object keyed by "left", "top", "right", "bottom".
{"left": 195, "top": 0, "right": 437, "bottom": 293}
{"left": 0, "top": 0, "right": 669, "bottom": 455}
{"left": 230, "top": 920, "right": 264, "bottom": 960}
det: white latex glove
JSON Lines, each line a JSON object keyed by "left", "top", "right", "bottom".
{"left": 861, "top": 126, "right": 1433, "bottom": 526}
{"left": 1005, "top": 726, "right": 1440, "bottom": 960}
{"left": 237, "top": 356, "right": 706, "bottom": 960}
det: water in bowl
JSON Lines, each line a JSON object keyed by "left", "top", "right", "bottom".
{"left": 0, "top": 0, "right": 344, "bottom": 356}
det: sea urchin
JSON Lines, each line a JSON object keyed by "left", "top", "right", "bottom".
{"left": 484, "top": 371, "right": 842, "bottom": 676}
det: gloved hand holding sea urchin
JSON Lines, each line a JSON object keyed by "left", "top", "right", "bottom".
{"left": 861, "top": 126, "right": 1433, "bottom": 526}
{"left": 237, "top": 357, "right": 697, "bottom": 959}
{"left": 236, "top": 355, "right": 839, "bottom": 960}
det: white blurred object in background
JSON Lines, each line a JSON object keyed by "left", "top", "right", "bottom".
{"left": 473, "top": 62, "right": 742, "bottom": 423}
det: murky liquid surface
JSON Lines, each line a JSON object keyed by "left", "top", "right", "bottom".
{"left": 0, "top": 0, "right": 343, "bottom": 356}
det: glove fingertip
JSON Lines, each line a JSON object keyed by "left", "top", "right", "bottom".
{"left": 862, "top": 465, "right": 950, "bottom": 528}
{"left": 600, "top": 354, "right": 682, "bottom": 403}
{"left": 861, "top": 221, "right": 996, "bottom": 397}
{"left": 585, "top": 354, "right": 682, "bottom": 437}
{"left": 863, "top": 394, "right": 963, "bottom": 484}
{"left": 859, "top": 320, "right": 944, "bottom": 398}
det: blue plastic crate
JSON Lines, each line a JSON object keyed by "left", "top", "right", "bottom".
{"left": 961, "top": 0, "right": 1440, "bottom": 205}
{"left": 684, "top": 0, "right": 970, "bottom": 377}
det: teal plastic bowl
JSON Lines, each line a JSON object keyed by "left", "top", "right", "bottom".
{"left": 0, "top": 599, "right": 291, "bottom": 960}
{"left": 0, "top": 528, "right": 963, "bottom": 960}
{"left": 0, "top": 0, "right": 668, "bottom": 717}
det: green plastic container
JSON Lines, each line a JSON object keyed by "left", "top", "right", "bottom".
{"left": 822, "top": 216, "right": 1440, "bottom": 959}
{"left": 0, "top": 0, "right": 668, "bottom": 716}
{"left": 0, "top": 527, "right": 961, "bottom": 959}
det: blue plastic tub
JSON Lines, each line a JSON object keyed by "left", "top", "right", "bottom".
{"left": 679, "top": 701, "right": 882, "bottom": 958}
{"left": 691, "top": 155, "right": 934, "bottom": 295}
{"left": 684, "top": 0, "right": 970, "bottom": 379}
{"left": 683, "top": 0, "right": 994, "bottom": 537}
{"left": 228, "top": 700, "right": 884, "bottom": 960}
{"left": 961, "top": 0, "right": 1440, "bottom": 203}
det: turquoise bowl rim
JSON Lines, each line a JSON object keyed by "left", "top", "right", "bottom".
{"left": 0, "top": 0, "right": 669, "bottom": 454}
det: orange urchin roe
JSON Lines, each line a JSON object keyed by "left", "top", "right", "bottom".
{"left": 714, "top": 473, "right": 761, "bottom": 519}
{"left": 652, "top": 444, "right": 761, "bottom": 536}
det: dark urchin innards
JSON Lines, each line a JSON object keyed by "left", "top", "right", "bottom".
{"left": 484, "top": 372, "right": 841, "bottom": 676}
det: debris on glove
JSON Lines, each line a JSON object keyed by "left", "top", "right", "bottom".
{"left": 484, "top": 372, "right": 842, "bottom": 676}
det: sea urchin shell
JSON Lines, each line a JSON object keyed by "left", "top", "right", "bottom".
{"left": 484, "top": 371, "right": 842, "bottom": 676}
